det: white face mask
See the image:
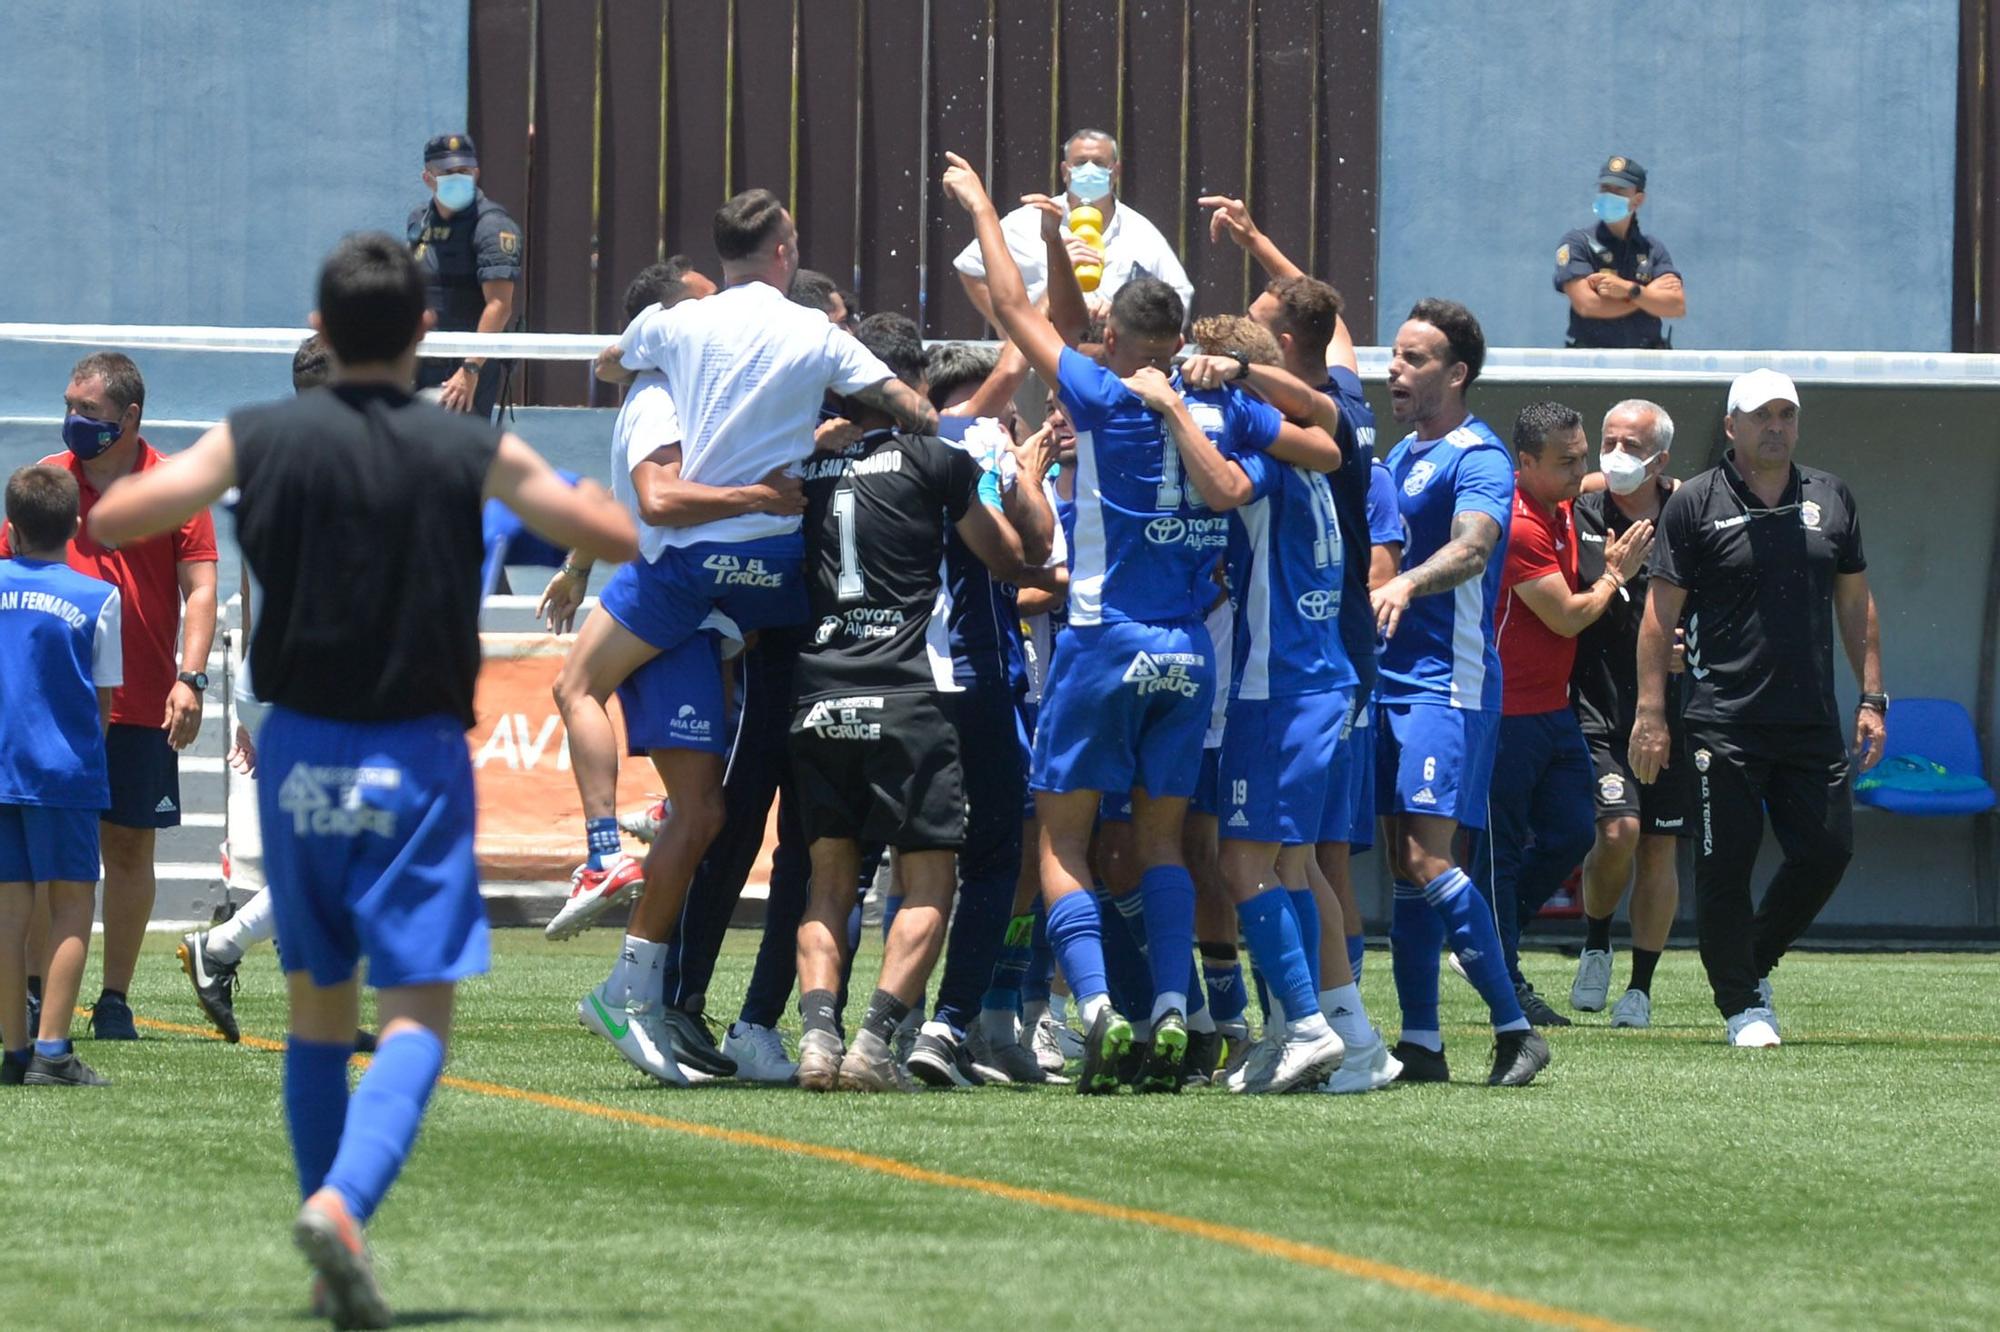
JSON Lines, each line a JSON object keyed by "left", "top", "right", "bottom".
{"left": 1599, "top": 448, "right": 1654, "bottom": 495}
{"left": 1066, "top": 162, "right": 1113, "bottom": 203}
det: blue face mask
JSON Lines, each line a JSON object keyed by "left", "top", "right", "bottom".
{"left": 1593, "top": 192, "right": 1632, "bottom": 224}
{"left": 434, "top": 173, "right": 476, "bottom": 212}
{"left": 62, "top": 411, "right": 122, "bottom": 461}
{"left": 1067, "top": 162, "right": 1113, "bottom": 203}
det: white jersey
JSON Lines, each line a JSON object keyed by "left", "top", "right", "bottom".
{"left": 617, "top": 281, "right": 894, "bottom": 547}
{"left": 609, "top": 373, "right": 684, "bottom": 565}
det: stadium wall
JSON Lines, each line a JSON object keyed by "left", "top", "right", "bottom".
{"left": 0, "top": 0, "right": 467, "bottom": 421}
{"left": 1377, "top": 0, "right": 1961, "bottom": 352}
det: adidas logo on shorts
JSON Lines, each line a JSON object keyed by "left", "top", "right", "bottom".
{"left": 1411, "top": 786, "right": 1437, "bottom": 806}
{"left": 154, "top": 796, "right": 177, "bottom": 814}
{"left": 1226, "top": 810, "right": 1249, "bottom": 828}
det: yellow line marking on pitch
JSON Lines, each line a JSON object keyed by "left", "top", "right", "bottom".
{"left": 130, "top": 1014, "right": 1641, "bottom": 1331}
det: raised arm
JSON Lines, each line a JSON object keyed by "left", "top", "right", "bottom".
{"left": 485, "top": 433, "right": 637, "bottom": 565}
{"left": 943, "top": 153, "right": 1068, "bottom": 386}
{"left": 848, "top": 377, "right": 939, "bottom": 436}
{"left": 1199, "top": 196, "right": 1304, "bottom": 282}
{"left": 88, "top": 423, "right": 237, "bottom": 545}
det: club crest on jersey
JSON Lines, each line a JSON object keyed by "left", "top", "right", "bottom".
{"left": 1403, "top": 460, "right": 1438, "bottom": 496}
{"left": 1598, "top": 773, "right": 1626, "bottom": 804}
{"left": 1146, "top": 516, "right": 1187, "bottom": 545}
{"left": 1800, "top": 500, "right": 1822, "bottom": 530}
{"left": 801, "top": 695, "right": 884, "bottom": 741}
{"left": 1694, "top": 748, "right": 1712, "bottom": 773}
{"left": 701, "top": 553, "right": 785, "bottom": 588}
{"left": 1295, "top": 588, "right": 1338, "bottom": 621}
{"left": 815, "top": 615, "right": 841, "bottom": 645}
{"left": 1121, "top": 651, "right": 1204, "bottom": 698}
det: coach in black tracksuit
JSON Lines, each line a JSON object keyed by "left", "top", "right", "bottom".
{"left": 1630, "top": 369, "right": 1886, "bottom": 1041}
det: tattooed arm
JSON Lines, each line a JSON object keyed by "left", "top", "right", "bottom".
{"left": 1368, "top": 510, "right": 1501, "bottom": 639}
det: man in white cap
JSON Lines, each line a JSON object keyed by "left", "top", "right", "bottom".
{"left": 1629, "top": 368, "right": 1885, "bottom": 1048}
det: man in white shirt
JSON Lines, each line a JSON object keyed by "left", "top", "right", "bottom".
{"left": 952, "top": 129, "right": 1194, "bottom": 328}
{"left": 549, "top": 190, "right": 936, "bottom": 1087}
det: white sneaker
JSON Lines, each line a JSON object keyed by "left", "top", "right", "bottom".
{"left": 1241, "top": 1028, "right": 1343, "bottom": 1095}
{"left": 579, "top": 984, "right": 690, "bottom": 1085}
{"left": 1756, "top": 977, "right": 1777, "bottom": 1027}
{"left": 619, "top": 797, "right": 670, "bottom": 845}
{"left": 1570, "top": 948, "right": 1614, "bottom": 1012}
{"left": 1223, "top": 1027, "right": 1282, "bottom": 1093}
{"left": 1609, "top": 989, "right": 1652, "bottom": 1028}
{"left": 722, "top": 1022, "right": 799, "bottom": 1083}
{"left": 1029, "top": 1014, "right": 1070, "bottom": 1073}
{"left": 545, "top": 855, "right": 645, "bottom": 941}
{"left": 1727, "top": 1007, "right": 1781, "bottom": 1048}
{"left": 1321, "top": 1029, "right": 1401, "bottom": 1093}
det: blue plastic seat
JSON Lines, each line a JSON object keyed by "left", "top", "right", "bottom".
{"left": 1854, "top": 698, "right": 1997, "bottom": 816}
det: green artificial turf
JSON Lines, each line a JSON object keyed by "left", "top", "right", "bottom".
{"left": 2, "top": 932, "right": 1995, "bottom": 1329}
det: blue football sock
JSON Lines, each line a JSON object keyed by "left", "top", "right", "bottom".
{"left": 584, "top": 817, "right": 621, "bottom": 871}
{"left": 323, "top": 1026, "right": 445, "bottom": 1223}
{"left": 1109, "top": 888, "right": 1150, "bottom": 955}
{"left": 981, "top": 912, "right": 1037, "bottom": 1013}
{"left": 284, "top": 1036, "right": 352, "bottom": 1201}
{"left": 1184, "top": 954, "right": 1208, "bottom": 1017}
{"left": 1094, "top": 889, "right": 1155, "bottom": 1015}
{"left": 1389, "top": 881, "right": 1445, "bottom": 1040}
{"left": 4, "top": 1046, "right": 29, "bottom": 1070}
{"left": 1239, "top": 887, "right": 1319, "bottom": 1030}
{"left": 880, "top": 894, "right": 903, "bottom": 941}
{"left": 33, "top": 1038, "right": 72, "bottom": 1058}
{"left": 1023, "top": 906, "right": 1054, "bottom": 1004}
{"left": 1138, "top": 866, "right": 1195, "bottom": 1015}
{"left": 1201, "top": 950, "right": 1247, "bottom": 1024}
{"left": 845, "top": 903, "right": 864, "bottom": 955}
{"left": 1287, "top": 888, "right": 1322, "bottom": 993}
{"left": 1252, "top": 960, "right": 1273, "bottom": 1022}
{"left": 1346, "top": 932, "right": 1366, "bottom": 982}
{"left": 1045, "top": 890, "right": 1109, "bottom": 1005}
{"left": 1426, "top": 868, "right": 1528, "bottom": 1031}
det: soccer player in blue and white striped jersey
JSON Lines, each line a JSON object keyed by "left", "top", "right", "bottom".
{"left": 1372, "top": 299, "right": 1550, "bottom": 1088}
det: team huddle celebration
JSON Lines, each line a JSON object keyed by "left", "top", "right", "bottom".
{"left": 0, "top": 99, "right": 1914, "bottom": 1330}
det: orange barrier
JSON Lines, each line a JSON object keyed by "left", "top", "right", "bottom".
{"left": 470, "top": 632, "right": 784, "bottom": 891}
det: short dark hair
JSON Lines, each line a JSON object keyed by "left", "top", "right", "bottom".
{"left": 854, "top": 312, "right": 926, "bottom": 390}
{"left": 1407, "top": 298, "right": 1485, "bottom": 388}
{"left": 623, "top": 255, "right": 701, "bottom": 322}
{"left": 788, "top": 268, "right": 839, "bottom": 315}
{"left": 292, "top": 335, "right": 331, "bottom": 392}
{"left": 714, "top": 189, "right": 788, "bottom": 261}
{"left": 1512, "top": 401, "right": 1584, "bottom": 459}
{"left": 69, "top": 351, "right": 145, "bottom": 415}
{"left": 5, "top": 463, "right": 80, "bottom": 552}
{"left": 1110, "top": 277, "right": 1184, "bottom": 342}
{"left": 316, "top": 232, "right": 428, "bottom": 365}
{"left": 1263, "top": 276, "right": 1342, "bottom": 363}
{"left": 925, "top": 342, "right": 999, "bottom": 409}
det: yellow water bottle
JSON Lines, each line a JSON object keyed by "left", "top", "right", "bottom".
{"left": 1068, "top": 205, "right": 1104, "bottom": 293}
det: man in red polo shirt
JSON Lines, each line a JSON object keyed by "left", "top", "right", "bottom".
{"left": 1471, "top": 401, "right": 1650, "bottom": 1026}
{"left": 0, "top": 352, "right": 218, "bottom": 1038}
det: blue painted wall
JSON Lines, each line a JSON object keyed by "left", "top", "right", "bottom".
{"left": 0, "top": 1, "right": 467, "bottom": 421}
{"left": 1378, "top": 1, "right": 1959, "bottom": 351}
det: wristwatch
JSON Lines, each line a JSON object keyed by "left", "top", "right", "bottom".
{"left": 1859, "top": 692, "right": 1889, "bottom": 714}
{"left": 1228, "top": 350, "right": 1252, "bottom": 380}
{"left": 177, "top": 670, "right": 209, "bottom": 692}
{"left": 460, "top": 358, "right": 483, "bottom": 377}
{"left": 1627, "top": 280, "right": 1642, "bottom": 300}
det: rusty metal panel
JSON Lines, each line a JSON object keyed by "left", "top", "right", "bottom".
{"left": 1315, "top": 0, "right": 1378, "bottom": 337}
{"left": 1118, "top": 0, "right": 1188, "bottom": 266}
{"left": 1183, "top": 0, "right": 1253, "bottom": 318}
{"left": 1245, "top": 0, "right": 1319, "bottom": 302}
{"left": 797, "top": 0, "right": 863, "bottom": 292}
{"left": 468, "top": 0, "right": 534, "bottom": 239}
{"left": 664, "top": 0, "right": 732, "bottom": 281}
{"left": 731, "top": 0, "right": 798, "bottom": 209}
{"left": 1055, "top": 0, "right": 1121, "bottom": 152}
{"left": 990, "top": 0, "right": 1058, "bottom": 212}
{"left": 925, "top": 0, "right": 990, "bottom": 337}
{"left": 856, "top": 0, "right": 925, "bottom": 326}
{"left": 600, "top": 0, "right": 666, "bottom": 327}
{"left": 522, "top": 0, "right": 602, "bottom": 404}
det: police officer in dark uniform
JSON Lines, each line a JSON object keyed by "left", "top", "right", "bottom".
{"left": 408, "top": 132, "right": 522, "bottom": 417}
{"left": 1630, "top": 370, "right": 1885, "bottom": 1049}
{"left": 1554, "top": 155, "right": 1685, "bottom": 349}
